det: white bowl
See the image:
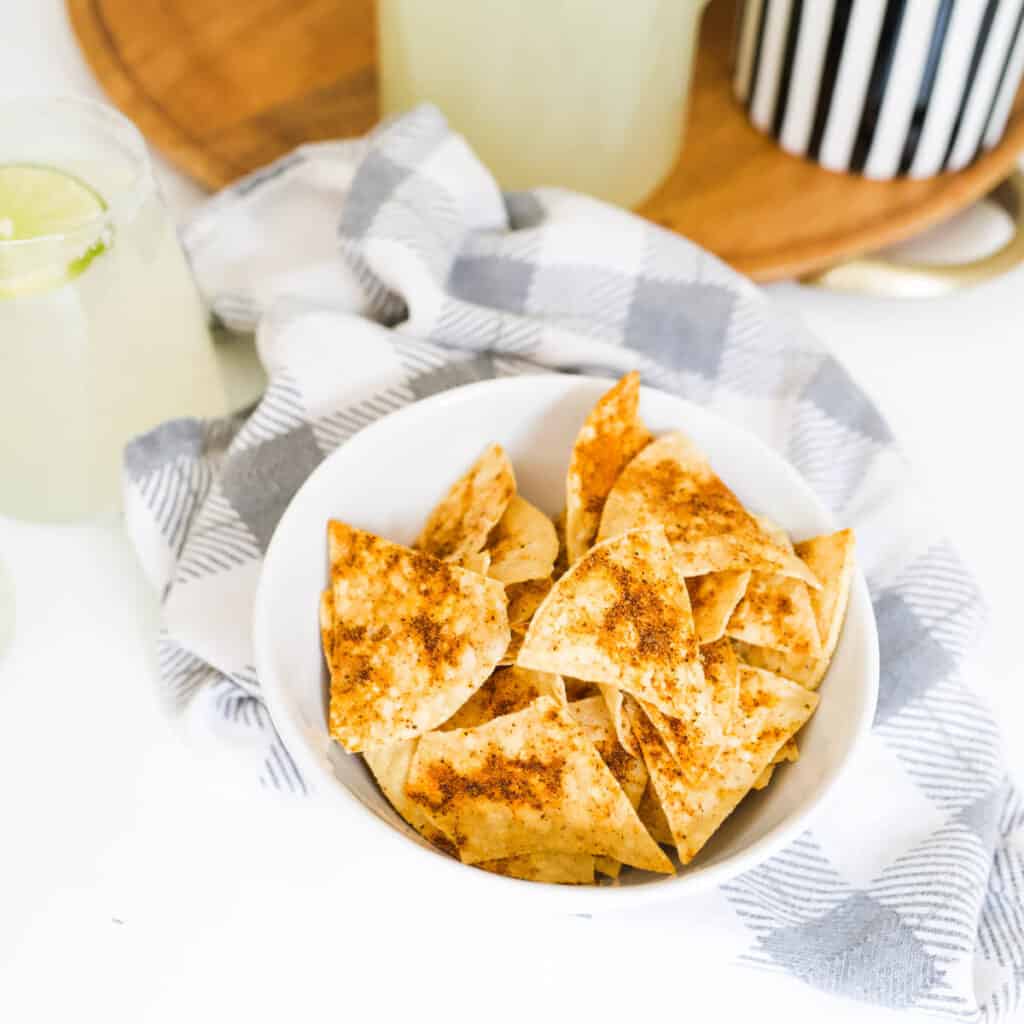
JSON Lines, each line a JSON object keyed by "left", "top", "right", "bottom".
{"left": 254, "top": 375, "right": 879, "bottom": 911}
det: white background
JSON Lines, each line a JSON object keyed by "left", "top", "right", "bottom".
{"left": 2, "top": 3, "right": 1023, "bottom": 1022}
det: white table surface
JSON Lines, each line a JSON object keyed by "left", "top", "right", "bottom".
{"left": 2, "top": 4, "right": 1023, "bottom": 1022}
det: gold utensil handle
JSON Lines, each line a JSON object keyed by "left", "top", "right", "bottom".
{"left": 803, "top": 170, "right": 1024, "bottom": 297}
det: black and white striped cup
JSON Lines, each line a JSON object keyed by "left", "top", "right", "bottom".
{"left": 734, "top": 0, "right": 1024, "bottom": 178}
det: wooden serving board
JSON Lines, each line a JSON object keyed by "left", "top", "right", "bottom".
{"left": 69, "top": 0, "right": 1024, "bottom": 281}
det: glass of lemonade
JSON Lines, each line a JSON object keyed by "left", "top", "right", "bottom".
{"left": 0, "top": 96, "right": 226, "bottom": 523}
{"left": 378, "top": 0, "right": 711, "bottom": 208}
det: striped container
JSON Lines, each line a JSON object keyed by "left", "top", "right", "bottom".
{"left": 734, "top": 0, "right": 1024, "bottom": 179}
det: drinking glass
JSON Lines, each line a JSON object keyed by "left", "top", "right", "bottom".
{"left": 378, "top": 0, "right": 711, "bottom": 208}
{"left": 0, "top": 96, "right": 226, "bottom": 523}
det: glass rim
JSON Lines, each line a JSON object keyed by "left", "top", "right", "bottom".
{"left": 0, "top": 94, "right": 154, "bottom": 251}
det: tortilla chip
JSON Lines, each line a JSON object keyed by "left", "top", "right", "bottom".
{"left": 568, "top": 696, "right": 648, "bottom": 809}
{"left": 796, "top": 529, "right": 856, "bottom": 675}
{"left": 635, "top": 636, "right": 738, "bottom": 782}
{"left": 597, "top": 432, "right": 819, "bottom": 586}
{"left": 638, "top": 699, "right": 721, "bottom": 787}
{"left": 730, "top": 530, "right": 855, "bottom": 690}
{"left": 405, "top": 697, "right": 673, "bottom": 873}
{"left": 702, "top": 637, "right": 741, "bottom": 732}
{"left": 564, "top": 678, "right": 600, "bottom": 701}
{"left": 569, "top": 694, "right": 649, "bottom": 882}
{"left": 441, "top": 666, "right": 565, "bottom": 731}
{"left": 628, "top": 667, "right": 818, "bottom": 863}
{"left": 517, "top": 527, "right": 712, "bottom": 729}
{"left": 553, "top": 509, "right": 569, "bottom": 576}
{"left": 687, "top": 571, "right": 751, "bottom": 644}
{"left": 638, "top": 781, "right": 674, "bottom": 846}
{"left": 416, "top": 443, "right": 516, "bottom": 563}
{"left": 598, "top": 683, "right": 640, "bottom": 757}
{"left": 753, "top": 515, "right": 791, "bottom": 548}
{"left": 730, "top": 639, "right": 818, "bottom": 688}
{"left": 505, "top": 576, "right": 554, "bottom": 626}
{"left": 775, "top": 737, "right": 800, "bottom": 764}
{"left": 485, "top": 495, "right": 558, "bottom": 584}
{"left": 498, "top": 627, "right": 526, "bottom": 666}
{"left": 752, "top": 737, "right": 799, "bottom": 790}
{"left": 565, "top": 371, "right": 652, "bottom": 565}
{"left": 325, "top": 521, "right": 509, "bottom": 751}
{"left": 726, "top": 573, "right": 823, "bottom": 658}
{"left": 460, "top": 550, "right": 491, "bottom": 575}
{"left": 464, "top": 671, "right": 595, "bottom": 885}
{"left": 319, "top": 587, "right": 336, "bottom": 664}
{"left": 363, "top": 739, "right": 456, "bottom": 855}
{"left": 478, "top": 852, "right": 595, "bottom": 884}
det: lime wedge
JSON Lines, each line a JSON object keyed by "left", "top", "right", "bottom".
{"left": 0, "top": 164, "right": 110, "bottom": 299}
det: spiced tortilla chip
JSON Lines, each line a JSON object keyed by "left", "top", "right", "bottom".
{"left": 564, "top": 678, "right": 600, "bottom": 701}
{"left": 441, "top": 666, "right": 565, "bottom": 731}
{"left": 325, "top": 521, "right": 509, "bottom": 751}
{"left": 553, "top": 509, "right": 569, "bottom": 576}
{"left": 598, "top": 683, "right": 640, "bottom": 756}
{"left": 775, "top": 737, "right": 800, "bottom": 764}
{"left": 628, "top": 667, "right": 818, "bottom": 863}
{"left": 453, "top": 676, "right": 591, "bottom": 886}
{"left": 505, "top": 576, "right": 554, "bottom": 626}
{"left": 726, "top": 573, "right": 823, "bottom": 658}
{"left": 753, "top": 515, "right": 791, "bottom": 548}
{"left": 702, "top": 637, "right": 741, "bottom": 732}
{"left": 568, "top": 696, "right": 648, "bottom": 809}
{"left": 724, "top": 516, "right": 822, "bottom": 656}
{"left": 320, "top": 587, "right": 336, "bottom": 666}
{"left": 416, "top": 443, "right": 516, "bottom": 563}
{"left": 687, "top": 571, "right": 751, "bottom": 644}
{"left": 478, "top": 852, "right": 595, "bottom": 884}
{"left": 497, "top": 626, "right": 526, "bottom": 666}
{"left": 731, "top": 639, "right": 819, "bottom": 688}
{"left": 460, "top": 550, "right": 491, "bottom": 575}
{"left": 405, "top": 697, "right": 673, "bottom": 872}
{"left": 597, "top": 433, "right": 819, "bottom": 585}
{"left": 570, "top": 695, "right": 649, "bottom": 880}
{"left": 637, "top": 637, "right": 739, "bottom": 783}
{"left": 731, "top": 529, "right": 855, "bottom": 690}
{"left": 753, "top": 737, "right": 799, "bottom": 790}
{"left": 638, "top": 700, "right": 721, "bottom": 788}
{"left": 516, "top": 527, "right": 712, "bottom": 729}
{"left": 638, "top": 780, "right": 674, "bottom": 846}
{"left": 565, "top": 371, "right": 652, "bottom": 565}
{"left": 796, "top": 529, "right": 856, "bottom": 677}
{"left": 485, "top": 495, "right": 558, "bottom": 584}
{"left": 363, "top": 739, "right": 456, "bottom": 855}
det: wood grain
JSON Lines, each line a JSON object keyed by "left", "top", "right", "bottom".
{"left": 68, "top": 0, "right": 1024, "bottom": 281}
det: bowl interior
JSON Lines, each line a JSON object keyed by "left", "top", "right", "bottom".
{"left": 255, "top": 375, "right": 878, "bottom": 901}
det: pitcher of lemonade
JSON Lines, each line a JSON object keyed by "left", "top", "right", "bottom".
{"left": 378, "top": 0, "right": 711, "bottom": 207}
{"left": 0, "top": 96, "right": 226, "bottom": 523}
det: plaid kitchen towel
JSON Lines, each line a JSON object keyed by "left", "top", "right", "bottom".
{"left": 125, "top": 106, "right": 1023, "bottom": 1019}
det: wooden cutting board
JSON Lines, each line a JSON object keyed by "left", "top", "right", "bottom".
{"left": 68, "top": 0, "right": 1024, "bottom": 281}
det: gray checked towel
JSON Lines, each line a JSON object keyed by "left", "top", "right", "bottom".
{"left": 125, "top": 106, "right": 1023, "bottom": 1019}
